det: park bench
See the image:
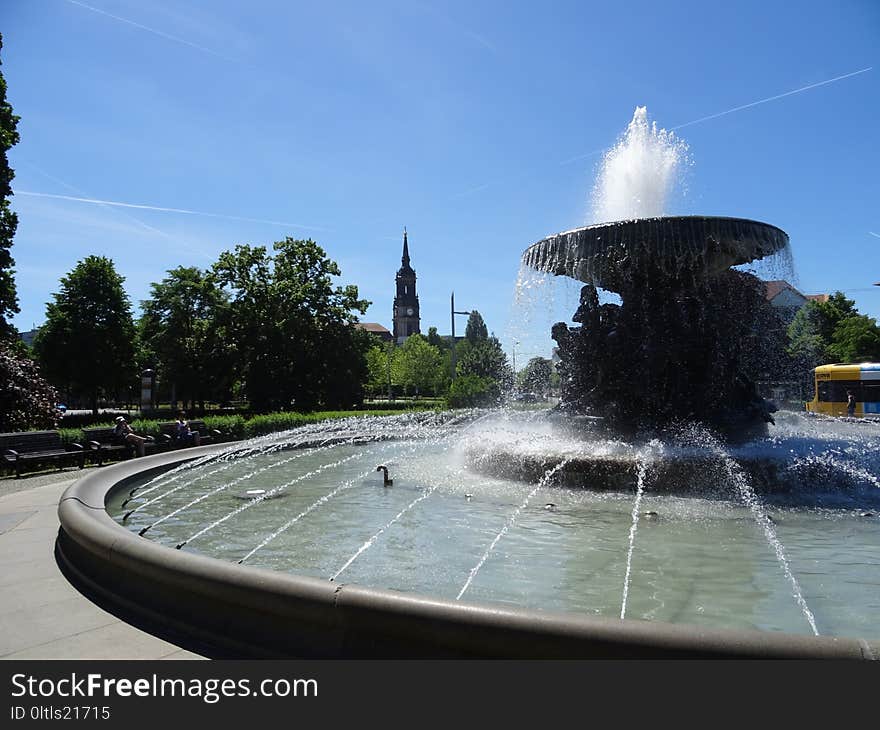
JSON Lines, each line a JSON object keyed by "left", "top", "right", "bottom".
{"left": 157, "top": 420, "right": 223, "bottom": 448}
{"left": 81, "top": 427, "right": 157, "bottom": 466}
{"left": 0, "top": 430, "right": 86, "bottom": 477}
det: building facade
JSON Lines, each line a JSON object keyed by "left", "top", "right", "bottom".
{"left": 392, "top": 228, "right": 420, "bottom": 344}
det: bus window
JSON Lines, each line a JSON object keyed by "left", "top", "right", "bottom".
{"left": 818, "top": 380, "right": 860, "bottom": 402}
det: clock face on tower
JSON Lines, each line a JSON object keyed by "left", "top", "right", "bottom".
{"left": 406, "top": 308, "right": 414, "bottom": 315}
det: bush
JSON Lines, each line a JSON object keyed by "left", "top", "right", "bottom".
{"left": 54, "top": 408, "right": 435, "bottom": 445}
{"left": 0, "top": 342, "right": 59, "bottom": 432}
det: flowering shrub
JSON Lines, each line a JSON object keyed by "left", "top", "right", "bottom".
{"left": 0, "top": 342, "right": 59, "bottom": 432}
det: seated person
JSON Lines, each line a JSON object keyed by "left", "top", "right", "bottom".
{"left": 175, "top": 411, "right": 201, "bottom": 446}
{"left": 113, "top": 416, "right": 149, "bottom": 457}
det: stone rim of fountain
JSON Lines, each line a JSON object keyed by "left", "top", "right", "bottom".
{"left": 521, "top": 215, "right": 789, "bottom": 292}
{"left": 56, "top": 446, "right": 879, "bottom": 659}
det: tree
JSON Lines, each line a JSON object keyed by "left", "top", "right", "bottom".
{"left": 212, "top": 238, "right": 370, "bottom": 411}
{"left": 0, "top": 34, "right": 20, "bottom": 341}
{"left": 396, "top": 334, "right": 444, "bottom": 396}
{"left": 465, "top": 310, "right": 488, "bottom": 344}
{"left": 427, "top": 325, "right": 451, "bottom": 353}
{"left": 788, "top": 292, "right": 874, "bottom": 368}
{"left": 455, "top": 335, "right": 513, "bottom": 389}
{"left": 0, "top": 341, "right": 59, "bottom": 431}
{"left": 788, "top": 292, "right": 860, "bottom": 366}
{"left": 447, "top": 373, "right": 499, "bottom": 407}
{"left": 139, "top": 266, "right": 233, "bottom": 410}
{"left": 517, "top": 357, "right": 553, "bottom": 396}
{"left": 829, "top": 315, "right": 880, "bottom": 363}
{"left": 34, "top": 256, "right": 137, "bottom": 414}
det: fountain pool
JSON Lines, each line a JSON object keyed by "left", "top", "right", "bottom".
{"left": 80, "top": 410, "right": 879, "bottom": 647}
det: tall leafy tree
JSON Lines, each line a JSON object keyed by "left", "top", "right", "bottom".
{"left": 139, "top": 266, "right": 234, "bottom": 410}
{"left": 427, "top": 325, "right": 451, "bottom": 352}
{"left": 517, "top": 356, "right": 553, "bottom": 396}
{"left": 465, "top": 310, "right": 488, "bottom": 344}
{"left": 788, "top": 292, "right": 863, "bottom": 366}
{"left": 396, "top": 334, "right": 444, "bottom": 396}
{"left": 456, "top": 335, "right": 513, "bottom": 389}
{"left": 34, "top": 256, "right": 137, "bottom": 414}
{"left": 212, "top": 238, "right": 370, "bottom": 411}
{"left": 829, "top": 315, "right": 880, "bottom": 363}
{"left": 0, "top": 34, "right": 20, "bottom": 341}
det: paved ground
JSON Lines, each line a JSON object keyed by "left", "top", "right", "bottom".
{"left": 0, "top": 467, "right": 203, "bottom": 660}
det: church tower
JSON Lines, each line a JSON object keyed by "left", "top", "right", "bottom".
{"left": 392, "top": 228, "right": 420, "bottom": 344}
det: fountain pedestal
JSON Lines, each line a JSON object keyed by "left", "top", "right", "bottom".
{"left": 522, "top": 216, "right": 790, "bottom": 440}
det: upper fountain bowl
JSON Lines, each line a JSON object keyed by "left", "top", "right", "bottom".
{"left": 521, "top": 216, "right": 789, "bottom": 293}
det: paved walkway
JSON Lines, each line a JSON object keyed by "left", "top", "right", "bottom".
{"left": 0, "top": 469, "right": 203, "bottom": 660}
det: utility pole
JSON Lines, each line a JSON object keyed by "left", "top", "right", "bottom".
{"left": 450, "top": 291, "right": 471, "bottom": 381}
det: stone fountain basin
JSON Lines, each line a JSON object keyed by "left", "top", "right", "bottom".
{"left": 521, "top": 216, "right": 789, "bottom": 292}
{"left": 56, "top": 446, "right": 878, "bottom": 659}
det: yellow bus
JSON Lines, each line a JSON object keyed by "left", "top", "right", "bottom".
{"left": 805, "top": 363, "right": 880, "bottom": 417}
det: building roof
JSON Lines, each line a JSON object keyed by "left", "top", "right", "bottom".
{"left": 764, "top": 280, "right": 798, "bottom": 301}
{"left": 764, "top": 280, "right": 828, "bottom": 305}
{"left": 355, "top": 322, "right": 391, "bottom": 334}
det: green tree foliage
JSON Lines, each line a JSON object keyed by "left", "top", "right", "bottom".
{"left": 396, "top": 334, "right": 444, "bottom": 396}
{"left": 0, "top": 340, "right": 59, "bottom": 431}
{"left": 139, "top": 266, "right": 234, "bottom": 409}
{"left": 455, "top": 335, "right": 513, "bottom": 389}
{"left": 427, "top": 325, "right": 451, "bottom": 352}
{"left": 0, "top": 34, "right": 20, "bottom": 341}
{"left": 366, "top": 342, "right": 402, "bottom": 397}
{"left": 34, "top": 256, "right": 137, "bottom": 414}
{"left": 447, "top": 373, "right": 499, "bottom": 407}
{"left": 516, "top": 356, "right": 553, "bottom": 396}
{"left": 212, "top": 238, "right": 370, "bottom": 411}
{"left": 465, "top": 310, "right": 488, "bottom": 344}
{"left": 788, "top": 292, "right": 868, "bottom": 366}
{"left": 828, "top": 314, "right": 880, "bottom": 363}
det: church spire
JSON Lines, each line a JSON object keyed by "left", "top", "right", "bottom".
{"left": 401, "top": 227, "right": 410, "bottom": 268}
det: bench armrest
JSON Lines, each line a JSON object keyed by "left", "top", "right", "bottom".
{"left": 67, "top": 443, "right": 84, "bottom": 452}
{"left": 4, "top": 448, "right": 20, "bottom": 459}
{"left": 86, "top": 440, "right": 102, "bottom": 450}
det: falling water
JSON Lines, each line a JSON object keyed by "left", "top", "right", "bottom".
{"left": 329, "top": 485, "right": 436, "bottom": 582}
{"left": 590, "top": 106, "right": 690, "bottom": 223}
{"left": 238, "top": 413, "right": 496, "bottom": 565}
{"left": 457, "top": 459, "right": 569, "bottom": 600}
{"left": 620, "top": 460, "right": 649, "bottom": 620}
{"left": 715, "top": 447, "right": 820, "bottom": 635}
{"left": 176, "top": 449, "right": 370, "bottom": 548}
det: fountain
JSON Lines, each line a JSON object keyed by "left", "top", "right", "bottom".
{"left": 54, "top": 109, "right": 880, "bottom": 659}
{"left": 523, "top": 107, "right": 788, "bottom": 440}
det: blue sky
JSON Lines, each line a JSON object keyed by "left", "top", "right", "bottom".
{"left": 3, "top": 0, "right": 878, "bottom": 365}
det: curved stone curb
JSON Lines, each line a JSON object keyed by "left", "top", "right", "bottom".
{"left": 57, "top": 448, "right": 879, "bottom": 659}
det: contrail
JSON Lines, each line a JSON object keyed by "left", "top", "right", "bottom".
{"left": 14, "top": 191, "right": 332, "bottom": 232}
{"left": 556, "top": 67, "right": 874, "bottom": 167}
{"left": 671, "top": 67, "right": 873, "bottom": 130}
{"left": 869, "top": 231, "right": 880, "bottom": 239}
{"left": 64, "top": 0, "right": 238, "bottom": 63}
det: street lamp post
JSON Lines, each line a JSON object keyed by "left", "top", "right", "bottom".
{"left": 450, "top": 291, "right": 471, "bottom": 381}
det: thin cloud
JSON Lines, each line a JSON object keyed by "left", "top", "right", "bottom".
{"left": 64, "top": 0, "right": 239, "bottom": 63}
{"left": 869, "top": 231, "right": 880, "bottom": 239}
{"left": 15, "top": 191, "right": 333, "bottom": 233}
